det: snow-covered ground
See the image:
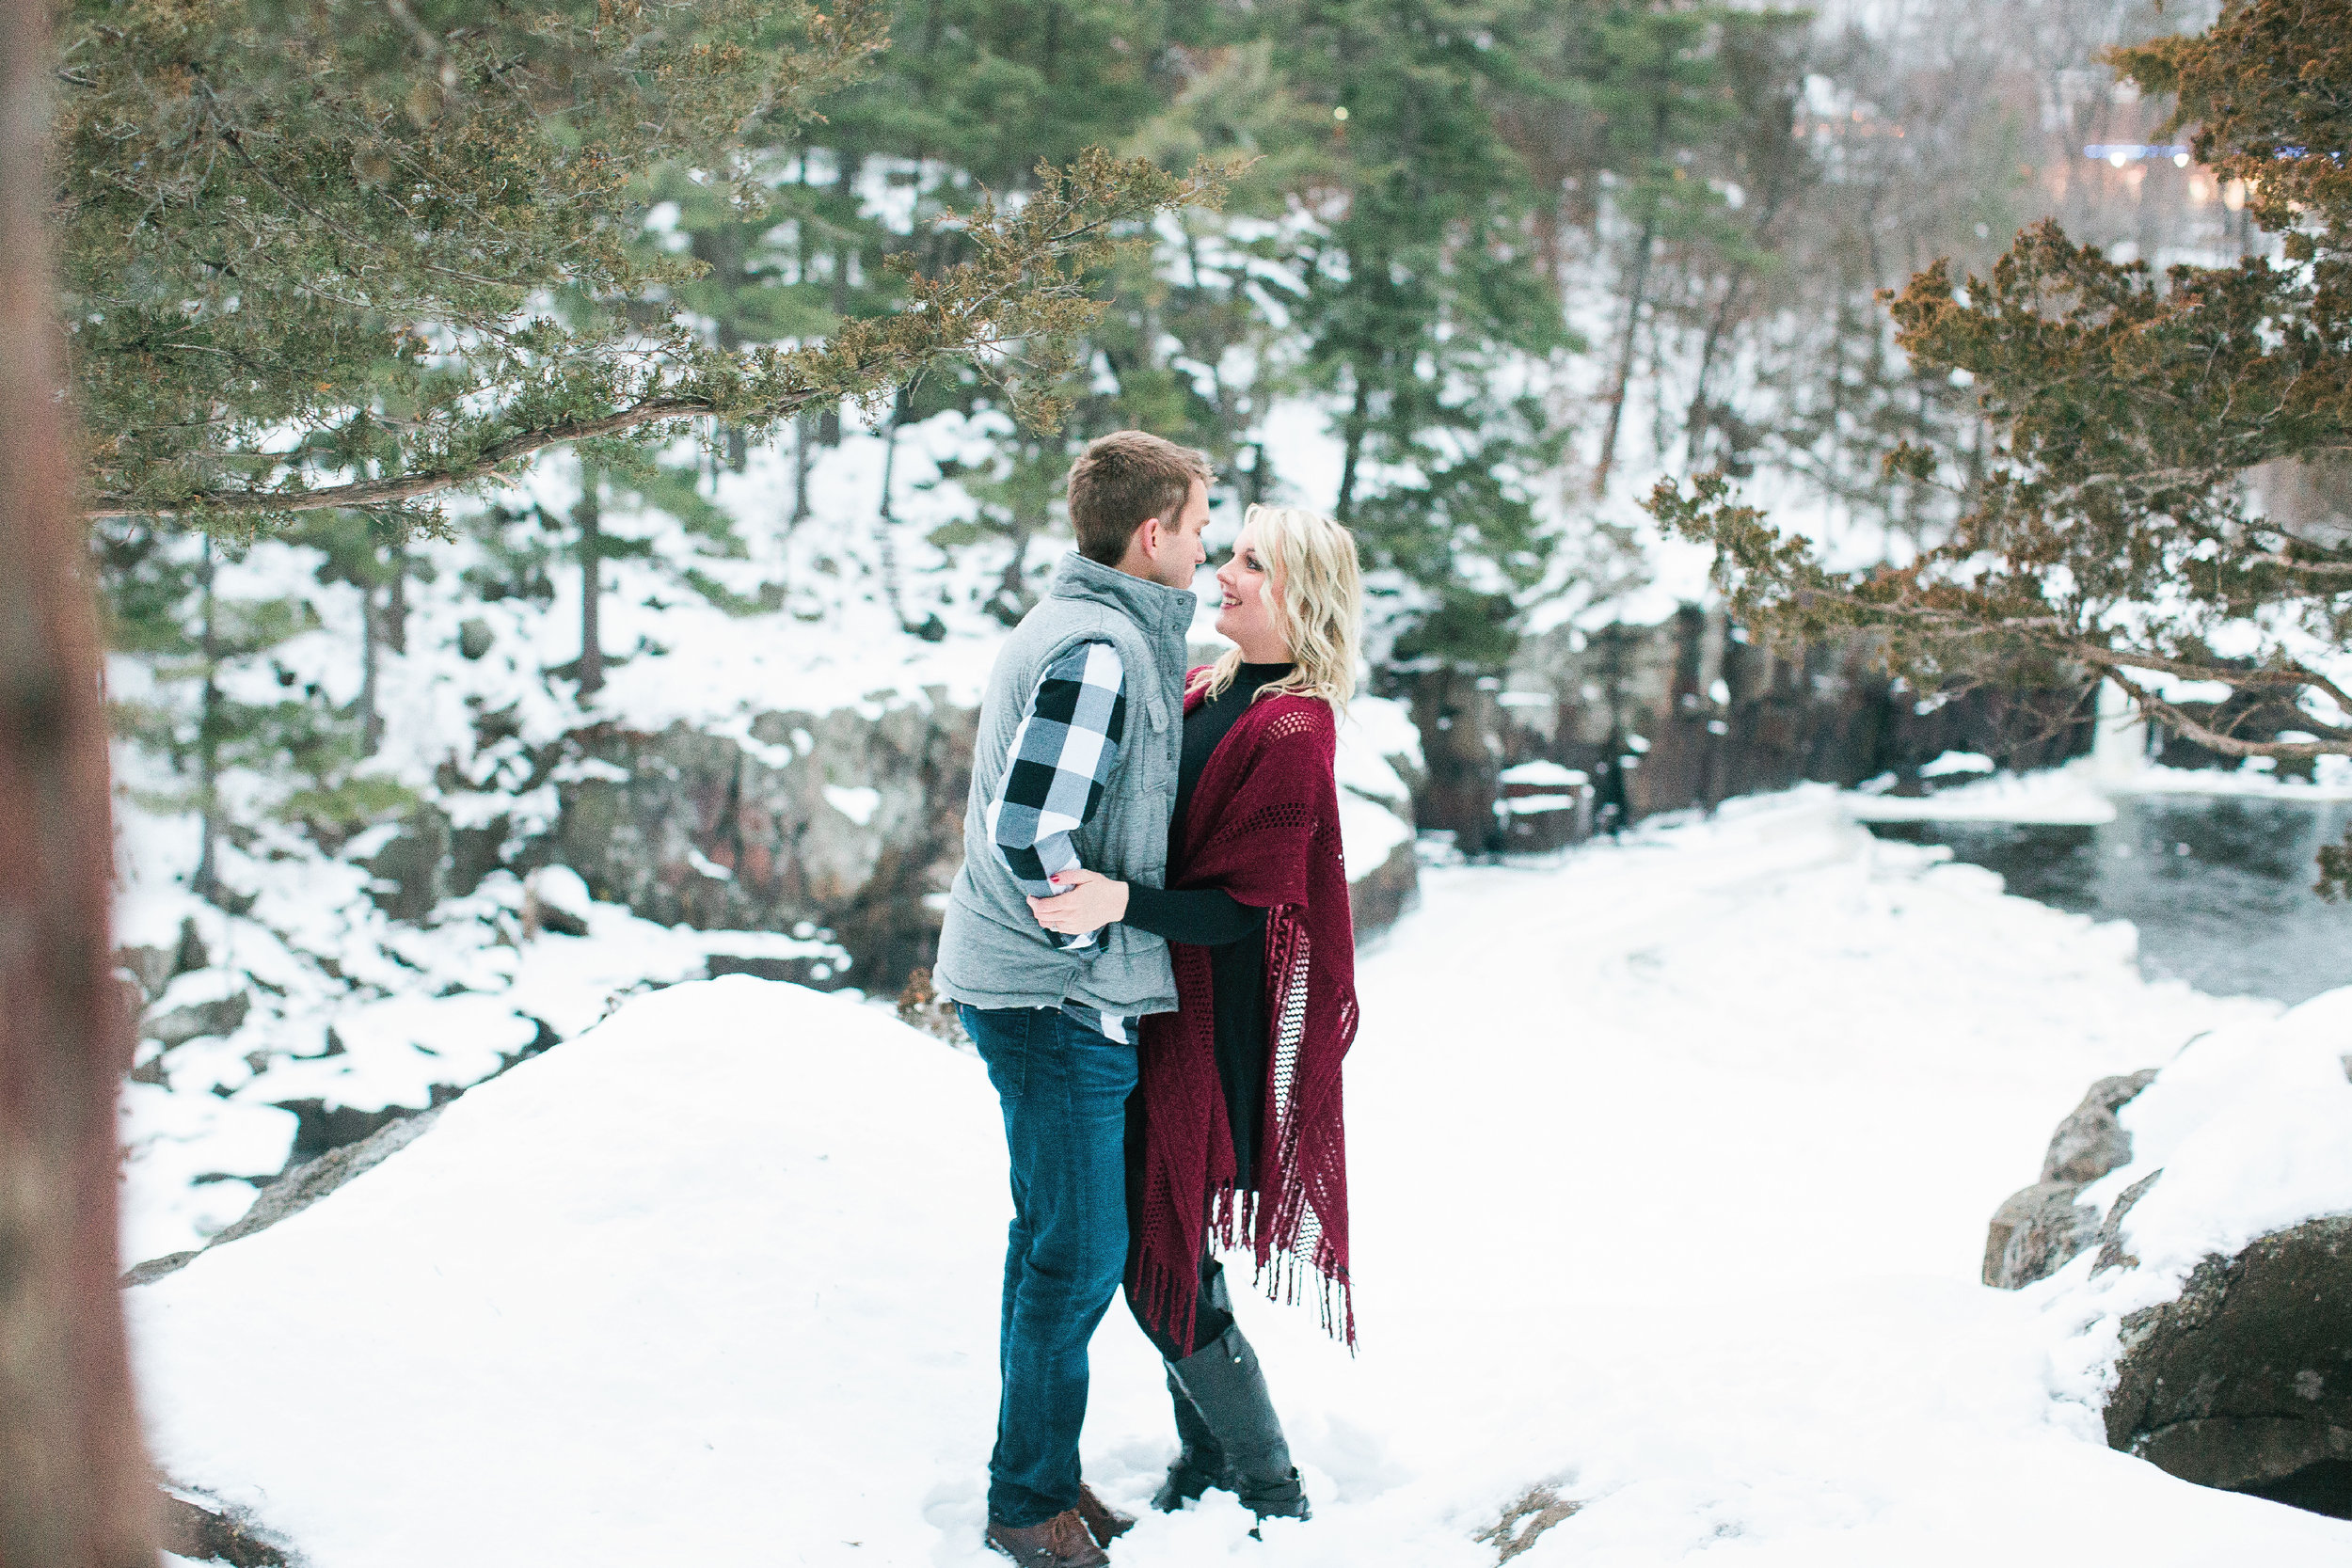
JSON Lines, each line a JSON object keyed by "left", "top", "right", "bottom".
{"left": 130, "top": 789, "right": 2352, "bottom": 1564}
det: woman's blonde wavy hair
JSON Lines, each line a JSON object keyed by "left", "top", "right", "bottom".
{"left": 1192, "top": 504, "right": 1364, "bottom": 717}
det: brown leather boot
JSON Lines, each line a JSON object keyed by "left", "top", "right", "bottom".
{"left": 984, "top": 1509, "right": 1111, "bottom": 1568}
{"left": 1074, "top": 1485, "right": 1136, "bottom": 1546}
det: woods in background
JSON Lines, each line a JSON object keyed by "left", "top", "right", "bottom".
{"left": 63, "top": 0, "right": 2272, "bottom": 889}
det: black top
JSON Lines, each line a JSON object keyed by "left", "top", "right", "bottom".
{"left": 1120, "top": 662, "right": 1294, "bottom": 1180}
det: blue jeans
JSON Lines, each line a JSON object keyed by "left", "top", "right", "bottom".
{"left": 958, "top": 1004, "right": 1139, "bottom": 1528}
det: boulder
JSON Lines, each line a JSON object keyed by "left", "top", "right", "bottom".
{"left": 158, "top": 1489, "right": 291, "bottom": 1567}
{"left": 523, "top": 864, "right": 594, "bottom": 938}
{"left": 127, "top": 1106, "right": 446, "bottom": 1288}
{"left": 2042, "top": 1069, "right": 2160, "bottom": 1184}
{"left": 1348, "top": 835, "right": 1420, "bottom": 937}
{"left": 145, "top": 988, "right": 250, "bottom": 1049}
{"left": 543, "top": 694, "right": 1428, "bottom": 996}
{"left": 548, "top": 696, "right": 973, "bottom": 993}
{"left": 1982, "top": 1069, "right": 2160, "bottom": 1288}
{"left": 2106, "top": 1215, "right": 2352, "bottom": 1519}
{"left": 116, "top": 941, "right": 177, "bottom": 1003}
{"left": 364, "top": 805, "right": 453, "bottom": 923}
{"left": 1983, "top": 1181, "right": 2100, "bottom": 1290}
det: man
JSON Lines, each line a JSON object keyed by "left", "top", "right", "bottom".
{"left": 933, "top": 430, "right": 1213, "bottom": 1568}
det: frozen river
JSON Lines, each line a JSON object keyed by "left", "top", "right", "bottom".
{"left": 1867, "top": 795, "right": 2352, "bottom": 1005}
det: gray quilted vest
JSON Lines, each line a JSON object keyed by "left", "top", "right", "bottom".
{"left": 933, "top": 551, "right": 1194, "bottom": 1017}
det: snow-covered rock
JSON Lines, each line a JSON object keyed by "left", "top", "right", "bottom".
{"left": 1983, "top": 1069, "right": 2160, "bottom": 1289}
{"left": 2026, "top": 987, "right": 2352, "bottom": 1513}
{"left": 2104, "top": 1215, "right": 2352, "bottom": 1512}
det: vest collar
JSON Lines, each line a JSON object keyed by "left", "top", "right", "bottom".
{"left": 1046, "top": 550, "right": 1197, "bottom": 642}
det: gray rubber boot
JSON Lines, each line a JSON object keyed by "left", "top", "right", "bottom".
{"left": 1165, "top": 1324, "right": 1310, "bottom": 1526}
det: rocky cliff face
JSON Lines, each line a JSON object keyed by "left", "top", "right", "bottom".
{"left": 362, "top": 689, "right": 1425, "bottom": 996}
{"left": 1386, "top": 610, "right": 2096, "bottom": 848}
{"left": 546, "top": 692, "right": 976, "bottom": 993}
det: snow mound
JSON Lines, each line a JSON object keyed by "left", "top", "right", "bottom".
{"left": 1846, "top": 758, "right": 2121, "bottom": 824}
{"left": 134, "top": 977, "right": 1013, "bottom": 1567}
{"left": 2034, "top": 986, "right": 2352, "bottom": 1413}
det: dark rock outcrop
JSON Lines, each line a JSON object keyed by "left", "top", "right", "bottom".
{"left": 1984, "top": 1182, "right": 2102, "bottom": 1291}
{"left": 159, "top": 1488, "right": 294, "bottom": 1566}
{"left": 533, "top": 692, "right": 1422, "bottom": 991}
{"left": 543, "top": 695, "right": 975, "bottom": 994}
{"left": 2106, "top": 1215, "right": 2352, "bottom": 1520}
{"left": 272, "top": 1096, "right": 448, "bottom": 1166}
{"left": 144, "top": 987, "right": 251, "bottom": 1049}
{"left": 1348, "top": 836, "right": 1420, "bottom": 939}
{"left": 1983, "top": 1070, "right": 2160, "bottom": 1288}
{"left": 1489, "top": 610, "right": 2097, "bottom": 833}
{"left": 126, "top": 1108, "right": 445, "bottom": 1287}
{"left": 365, "top": 804, "right": 453, "bottom": 922}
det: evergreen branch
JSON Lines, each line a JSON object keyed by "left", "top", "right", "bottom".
{"left": 2243, "top": 551, "right": 2352, "bottom": 579}
{"left": 2099, "top": 665, "right": 2350, "bottom": 760}
{"left": 86, "top": 152, "right": 1226, "bottom": 520}
{"left": 192, "top": 85, "right": 523, "bottom": 295}
{"left": 87, "top": 393, "right": 710, "bottom": 520}
{"left": 1780, "top": 580, "right": 2352, "bottom": 755}
{"left": 2027, "top": 463, "right": 2236, "bottom": 511}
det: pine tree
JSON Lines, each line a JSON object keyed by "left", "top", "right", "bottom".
{"left": 55, "top": 0, "right": 1223, "bottom": 530}
{"left": 1647, "top": 0, "right": 2352, "bottom": 881}
{"left": 1265, "top": 0, "right": 1580, "bottom": 668}
{"left": 1566, "top": 5, "right": 1780, "bottom": 494}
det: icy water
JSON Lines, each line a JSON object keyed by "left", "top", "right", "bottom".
{"left": 1867, "top": 796, "right": 2352, "bottom": 1005}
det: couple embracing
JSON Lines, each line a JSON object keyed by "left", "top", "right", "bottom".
{"left": 933, "top": 431, "right": 1364, "bottom": 1567}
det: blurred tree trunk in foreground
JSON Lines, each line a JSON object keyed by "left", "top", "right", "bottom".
{"left": 0, "top": 0, "right": 155, "bottom": 1560}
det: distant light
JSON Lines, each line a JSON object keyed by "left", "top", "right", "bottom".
{"left": 2083, "top": 144, "right": 2192, "bottom": 166}
{"left": 1333, "top": 105, "right": 1349, "bottom": 121}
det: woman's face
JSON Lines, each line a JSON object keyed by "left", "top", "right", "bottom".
{"left": 1214, "top": 525, "right": 1290, "bottom": 659}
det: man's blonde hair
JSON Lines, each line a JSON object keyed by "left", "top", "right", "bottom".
{"left": 1193, "top": 504, "right": 1364, "bottom": 717}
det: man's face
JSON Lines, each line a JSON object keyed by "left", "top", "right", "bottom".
{"left": 1141, "top": 479, "right": 1212, "bottom": 589}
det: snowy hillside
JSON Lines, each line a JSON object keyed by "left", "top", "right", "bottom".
{"left": 131, "top": 790, "right": 2352, "bottom": 1565}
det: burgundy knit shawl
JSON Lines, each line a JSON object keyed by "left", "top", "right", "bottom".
{"left": 1129, "top": 675, "right": 1359, "bottom": 1350}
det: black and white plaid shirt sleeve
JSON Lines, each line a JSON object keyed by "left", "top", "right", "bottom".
{"left": 986, "top": 640, "right": 1128, "bottom": 952}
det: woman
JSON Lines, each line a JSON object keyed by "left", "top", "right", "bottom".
{"left": 1029, "top": 503, "right": 1362, "bottom": 1529}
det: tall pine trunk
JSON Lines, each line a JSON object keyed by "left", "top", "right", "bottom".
{"left": 359, "top": 577, "right": 381, "bottom": 757}
{"left": 790, "top": 411, "right": 813, "bottom": 527}
{"left": 1594, "top": 210, "right": 1660, "bottom": 497}
{"left": 192, "top": 535, "right": 221, "bottom": 903}
{"left": 1335, "top": 375, "right": 1372, "bottom": 522}
{"left": 875, "top": 393, "right": 905, "bottom": 626}
{"left": 1683, "top": 268, "right": 1746, "bottom": 464}
{"left": 0, "top": 0, "right": 157, "bottom": 1553}
{"left": 384, "top": 546, "right": 407, "bottom": 656}
{"left": 1595, "top": 103, "right": 1674, "bottom": 497}
{"left": 578, "top": 465, "right": 604, "bottom": 698}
